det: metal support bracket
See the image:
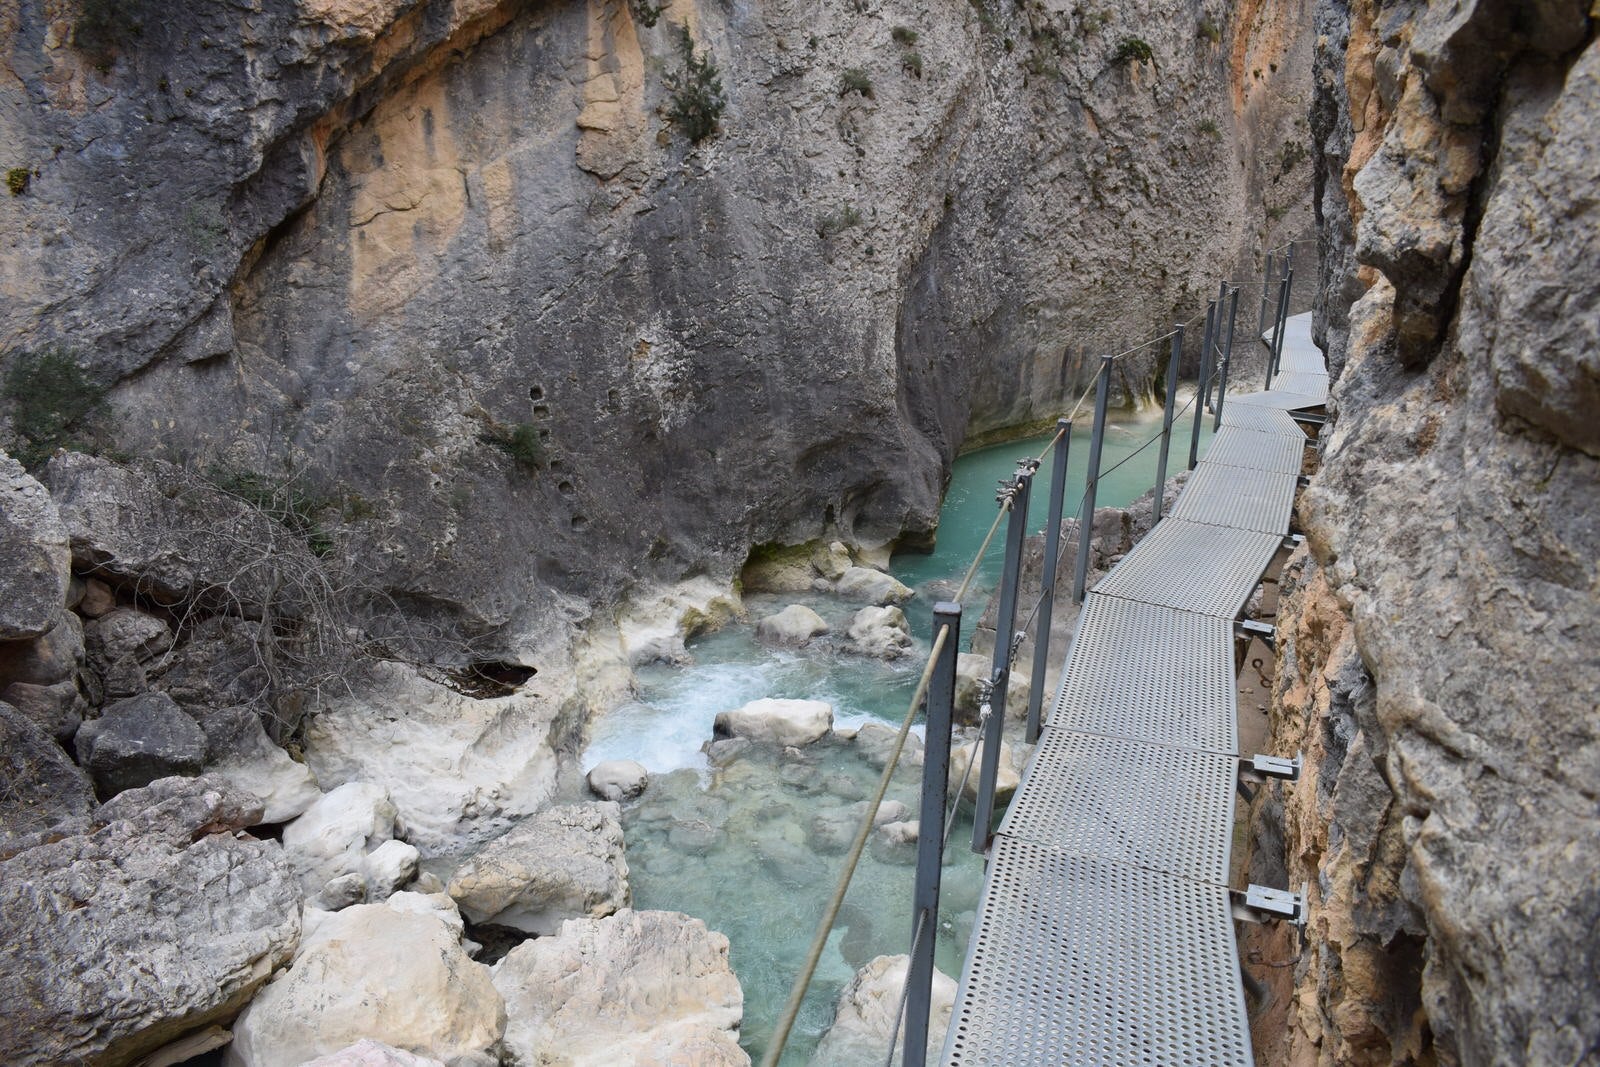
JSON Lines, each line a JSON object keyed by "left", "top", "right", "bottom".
{"left": 1282, "top": 534, "right": 1305, "bottom": 550}
{"left": 1234, "top": 618, "right": 1276, "bottom": 647}
{"left": 1239, "top": 752, "right": 1302, "bottom": 785}
{"left": 1296, "top": 475, "right": 1311, "bottom": 488}
{"left": 1294, "top": 412, "right": 1329, "bottom": 426}
{"left": 1231, "top": 884, "right": 1307, "bottom": 926}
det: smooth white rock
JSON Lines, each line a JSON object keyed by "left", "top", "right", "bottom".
{"left": 833, "top": 566, "right": 914, "bottom": 605}
{"left": 813, "top": 541, "right": 853, "bottom": 581}
{"left": 811, "top": 954, "right": 955, "bottom": 1066}
{"left": 949, "top": 738, "right": 1021, "bottom": 803}
{"left": 296, "top": 1040, "right": 446, "bottom": 1067}
{"left": 754, "top": 604, "right": 830, "bottom": 646}
{"left": 713, "top": 698, "right": 833, "bottom": 747}
{"left": 492, "top": 909, "right": 747, "bottom": 1067}
{"left": 207, "top": 713, "right": 321, "bottom": 824}
{"left": 281, "top": 782, "right": 396, "bottom": 900}
{"left": 384, "top": 891, "right": 466, "bottom": 938}
{"left": 363, "top": 839, "right": 420, "bottom": 898}
{"left": 585, "top": 759, "right": 650, "bottom": 802}
{"left": 226, "top": 904, "right": 504, "bottom": 1067}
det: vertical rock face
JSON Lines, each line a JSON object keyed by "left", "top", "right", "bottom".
{"left": 1264, "top": 3, "right": 1599, "bottom": 1064}
{"left": 2, "top": 0, "right": 1314, "bottom": 641}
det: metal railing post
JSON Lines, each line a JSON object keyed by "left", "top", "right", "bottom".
{"left": 1257, "top": 252, "right": 1275, "bottom": 339}
{"left": 1204, "top": 279, "right": 1228, "bottom": 412}
{"left": 1275, "top": 268, "right": 1295, "bottom": 374}
{"left": 1024, "top": 420, "right": 1071, "bottom": 744}
{"left": 971, "top": 465, "right": 1031, "bottom": 855}
{"left": 1213, "top": 287, "right": 1240, "bottom": 431}
{"left": 1072, "top": 355, "right": 1113, "bottom": 604}
{"left": 1189, "top": 299, "right": 1216, "bottom": 471}
{"left": 1266, "top": 274, "right": 1289, "bottom": 389}
{"left": 905, "top": 602, "right": 961, "bottom": 1067}
{"left": 1152, "top": 324, "right": 1183, "bottom": 523}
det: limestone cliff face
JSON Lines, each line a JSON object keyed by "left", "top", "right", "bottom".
{"left": 1253, "top": 1, "right": 1598, "bottom": 1063}
{"left": 1, "top": 0, "right": 1313, "bottom": 642}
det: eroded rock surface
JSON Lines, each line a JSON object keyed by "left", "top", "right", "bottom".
{"left": 1256, "top": 5, "right": 1600, "bottom": 1062}
{"left": 447, "top": 802, "right": 629, "bottom": 934}
{"left": 0, "top": 452, "right": 69, "bottom": 641}
{"left": 0, "top": 776, "right": 300, "bottom": 1067}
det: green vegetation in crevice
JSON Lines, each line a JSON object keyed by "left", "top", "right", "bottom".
{"left": 206, "top": 467, "right": 338, "bottom": 557}
{"left": 1113, "top": 36, "right": 1154, "bottom": 65}
{"left": 481, "top": 421, "right": 549, "bottom": 472}
{"left": 2, "top": 347, "right": 108, "bottom": 470}
{"left": 5, "top": 168, "right": 29, "bottom": 197}
{"left": 840, "top": 68, "right": 874, "bottom": 99}
{"left": 629, "top": 0, "right": 664, "bottom": 28}
{"left": 816, "top": 205, "right": 863, "bottom": 239}
{"left": 664, "top": 24, "right": 727, "bottom": 144}
{"left": 891, "top": 26, "right": 919, "bottom": 46}
{"left": 1196, "top": 16, "right": 1222, "bottom": 43}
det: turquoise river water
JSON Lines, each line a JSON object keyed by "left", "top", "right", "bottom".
{"left": 582, "top": 397, "right": 1214, "bottom": 1064}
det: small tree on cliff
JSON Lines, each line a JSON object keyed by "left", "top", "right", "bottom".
{"left": 665, "top": 23, "right": 727, "bottom": 144}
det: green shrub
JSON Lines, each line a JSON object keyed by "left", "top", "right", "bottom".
{"left": 1113, "top": 36, "right": 1154, "bottom": 64}
{"left": 1280, "top": 140, "right": 1308, "bottom": 172}
{"left": 1197, "top": 118, "right": 1220, "bottom": 138}
{"left": 2, "top": 347, "right": 106, "bottom": 469}
{"left": 630, "top": 0, "right": 664, "bottom": 27}
{"left": 664, "top": 24, "right": 727, "bottom": 144}
{"left": 1196, "top": 16, "right": 1221, "bottom": 43}
{"left": 5, "top": 168, "right": 28, "bottom": 197}
{"left": 840, "top": 68, "right": 874, "bottom": 98}
{"left": 208, "top": 468, "right": 336, "bottom": 557}
{"left": 891, "top": 25, "right": 919, "bottom": 45}
{"left": 902, "top": 51, "right": 924, "bottom": 77}
{"left": 816, "top": 205, "right": 863, "bottom": 238}
{"left": 482, "top": 422, "right": 547, "bottom": 472}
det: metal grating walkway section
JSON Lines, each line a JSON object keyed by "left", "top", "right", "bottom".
{"left": 942, "top": 312, "right": 1327, "bottom": 1066}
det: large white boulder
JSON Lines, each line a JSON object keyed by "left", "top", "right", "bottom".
{"left": 833, "top": 566, "right": 913, "bottom": 605}
{"left": 811, "top": 954, "right": 955, "bottom": 1067}
{"left": 713, "top": 698, "right": 833, "bottom": 747}
{"left": 447, "top": 803, "right": 628, "bottom": 934}
{"left": 954, "top": 653, "right": 1032, "bottom": 721}
{"left": 492, "top": 909, "right": 747, "bottom": 1067}
{"left": 846, "top": 606, "right": 914, "bottom": 660}
{"left": 585, "top": 759, "right": 649, "bottom": 802}
{"left": 949, "top": 738, "right": 1021, "bottom": 803}
{"left": 225, "top": 904, "right": 504, "bottom": 1067}
{"left": 303, "top": 662, "right": 568, "bottom": 853}
{"left": 754, "top": 604, "right": 830, "bottom": 646}
{"left": 282, "top": 782, "right": 396, "bottom": 904}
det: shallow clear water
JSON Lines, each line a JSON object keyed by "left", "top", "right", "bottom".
{"left": 581, "top": 396, "right": 1214, "bottom": 1065}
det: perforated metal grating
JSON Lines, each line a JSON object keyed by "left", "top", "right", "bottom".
{"left": 940, "top": 837, "right": 1253, "bottom": 1067}
{"left": 1197, "top": 427, "right": 1306, "bottom": 475}
{"left": 1215, "top": 403, "right": 1308, "bottom": 437}
{"left": 1171, "top": 462, "right": 1298, "bottom": 534}
{"left": 997, "top": 729, "right": 1238, "bottom": 883}
{"left": 1270, "top": 371, "right": 1329, "bottom": 401}
{"left": 1051, "top": 594, "right": 1238, "bottom": 752}
{"left": 1227, "top": 389, "right": 1325, "bottom": 410}
{"left": 1093, "top": 519, "right": 1283, "bottom": 619}
{"left": 1277, "top": 347, "right": 1327, "bottom": 375}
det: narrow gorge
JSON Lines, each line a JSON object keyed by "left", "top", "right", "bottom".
{"left": 0, "top": 0, "right": 1594, "bottom": 1064}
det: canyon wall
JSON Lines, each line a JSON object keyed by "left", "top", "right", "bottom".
{"left": 1249, "top": 1, "right": 1598, "bottom": 1063}
{"left": 1, "top": 0, "right": 1313, "bottom": 651}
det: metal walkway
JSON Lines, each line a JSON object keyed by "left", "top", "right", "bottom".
{"left": 941, "top": 312, "right": 1327, "bottom": 1066}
